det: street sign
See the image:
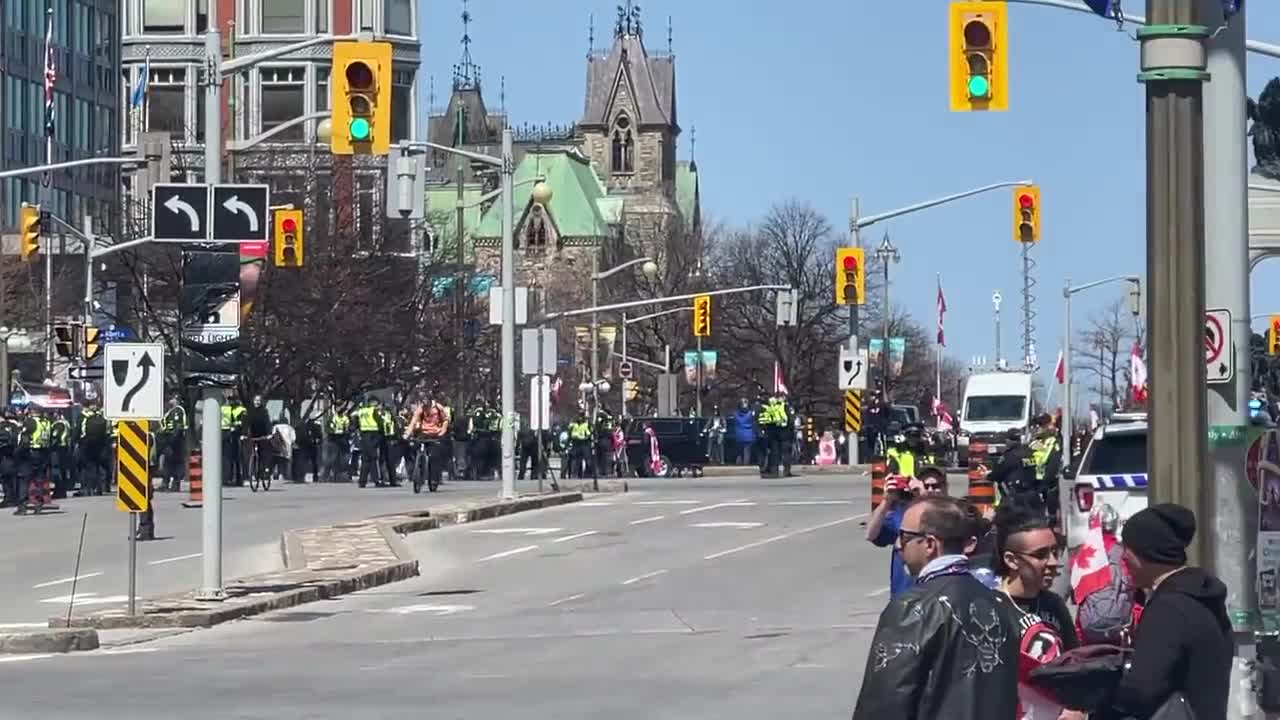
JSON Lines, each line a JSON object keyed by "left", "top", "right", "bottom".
{"left": 529, "top": 375, "right": 552, "bottom": 431}
{"left": 69, "top": 365, "right": 104, "bottom": 381}
{"left": 520, "top": 327, "right": 557, "bottom": 376}
{"left": 844, "top": 390, "right": 863, "bottom": 433}
{"left": 115, "top": 420, "right": 151, "bottom": 513}
{"left": 186, "top": 292, "right": 240, "bottom": 331}
{"left": 1206, "top": 308, "right": 1233, "bottom": 384}
{"left": 151, "top": 183, "right": 210, "bottom": 242}
{"left": 211, "top": 184, "right": 270, "bottom": 243}
{"left": 103, "top": 343, "right": 164, "bottom": 420}
{"left": 839, "top": 347, "right": 868, "bottom": 390}
{"left": 618, "top": 361, "right": 634, "bottom": 379}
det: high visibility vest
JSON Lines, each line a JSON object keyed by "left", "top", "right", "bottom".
{"left": 162, "top": 406, "right": 186, "bottom": 432}
{"left": 51, "top": 419, "right": 70, "bottom": 447}
{"left": 220, "top": 405, "right": 234, "bottom": 430}
{"left": 231, "top": 405, "right": 247, "bottom": 427}
{"left": 328, "top": 414, "right": 349, "bottom": 435}
{"left": 31, "top": 417, "right": 50, "bottom": 449}
{"left": 886, "top": 447, "right": 916, "bottom": 478}
{"left": 1032, "top": 436, "right": 1059, "bottom": 481}
{"left": 382, "top": 413, "right": 396, "bottom": 436}
{"left": 569, "top": 421, "right": 592, "bottom": 440}
{"left": 356, "top": 405, "right": 380, "bottom": 432}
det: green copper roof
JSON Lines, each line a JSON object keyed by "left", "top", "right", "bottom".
{"left": 475, "top": 150, "right": 614, "bottom": 240}
{"left": 676, "top": 161, "right": 699, "bottom": 228}
{"left": 425, "top": 184, "right": 485, "bottom": 257}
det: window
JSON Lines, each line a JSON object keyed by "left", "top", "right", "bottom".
{"left": 391, "top": 69, "right": 413, "bottom": 142}
{"left": 316, "top": 67, "right": 330, "bottom": 112}
{"left": 1079, "top": 431, "right": 1147, "bottom": 476}
{"left": 962, "top": 395, "right": 1027, "bottom": 423}
{"left": 143, "top": 0, "right": 185, "bottom": 34}
{"left": 260, "top": 67, "right": 305, "bottom": 141}
{"left": 196, "top": 0, "right": 207, "bottom": 33}
{"left": 147, "top": 68, "right": 186, "bottom": 140}
{"left": 315, "top": 0, "right": 328, "bottom": 32}
{"left": 261, "top": 0, "right": 305, "bottom": 34}
{"left": 611, "top": 115, "right": 634, "bottom": 174}
{"left": 357, "top": 0, "right": 373, "bottom": 31}
{"left": 523, "top": 206, "right": 549, "bottom": 251}
{"left": 384, "top": 0, "right": 412, "bottom": 36}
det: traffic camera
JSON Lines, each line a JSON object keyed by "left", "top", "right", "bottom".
{"left": 693, "top": 295, "right": 712, "bottom": 337}
{"left": 950, "top": 1, "right": 1008, "bottom": 112}
{"left": 53, "top": 325, "right": 76, "bottom": 359}
{"left": 1014, "top": 185, "right": 1041, "bottom": 243}
{"left": 331, "top": 40, "right": 392, "bottom": 155}
{"left": 20, "top": 203, "right": 41, "bottom": 262}
{"left": 1271, "top": 315, "right": 1280, "bottom": 356}
{"left": 273, "top": 210, "right": 304, "bottom": 267}
{"left": 835, "top": 248, "right": 866, "bottom": 306}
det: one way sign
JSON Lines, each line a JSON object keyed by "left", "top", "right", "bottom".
{"left": 839, "top": 347, "right": 868, "bottom": 390}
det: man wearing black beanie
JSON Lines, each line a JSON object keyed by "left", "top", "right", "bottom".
{"left": 1100, "top": 503, "right": 1233, "bottom": 720}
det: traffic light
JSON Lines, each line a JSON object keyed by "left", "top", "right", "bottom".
{"left": 83, "top": 326, "right": 101, "bottom": 361}
{"left": 1014, "top": 184, "right": 1041, "bottom": 243}
{"left": 693, "top": 295, "right": 712, "bottom": 337}
{"left": 53, "top": 325, "right": 76, "bottom": 359}
{"left": 273, "top": 210, "right": 304, "bottom": 267}
{"left": 950, "top": 1, "right": 1009, "bottom": 112}
{"left": 1270, "top": 315, "right": 1280, "bottom": 356}
{"left": 331, "top": 40, "right": 393, "bottom": 155}
{"left": 835, "top": 248, "right": 865, "bottom": 306}
{"left": 20, "top": 203, "right": 41, "bottom": 262}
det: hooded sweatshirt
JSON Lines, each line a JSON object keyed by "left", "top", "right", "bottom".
{"left": 1104, "top": 566, "right": 1233, "bottom": 720}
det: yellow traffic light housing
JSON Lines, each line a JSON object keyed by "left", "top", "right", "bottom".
{"left": 1271, "top": 315, "right": 1280, "bottom": 356}
{"left": 53, "top": 325, "right": 76, "bottom": 359}
{"left": 273, "top": 210, "right": 304, "bottom": 267}
{"left": 693, "top": 295, "right": 712, "bottom": 337}
{"left": 331, "top": 40, "right": 393, "bottom": 155}
{"left": 950, "top": 1, "right": 1009, "bottom": 112}
{"left": 83, "top": 326, "right": 101, "bottom": 362}
{"left": 20, "top": 204, "right": 41, "bottom": 262}
{"left": 1014, "top": 185, "right": 1041, "bottom": 243}
{"left": 835, "top": 248, "right": 866, "bottom": 306}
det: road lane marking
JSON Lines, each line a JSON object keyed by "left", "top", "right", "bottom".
{"left": 32, "top": 572, "right": 103, "bottom": 589}
{"left": 553, "top": 531, "right": 598, "bottom": 543}
{"left": 366, "top": 604, "right": 474, "bottom": 616}
{"left": 148, "top": 553, "right": 201, "bottom": 566}
{"left": 621, "top": 569, "right": 668, "bottom": 585}
{"left": 0, "top": 622, "right": 49, "bottom": 629}
{"left": 630, "top": 515, "right": 665, "bottom": 525}
{"left": 577, "top": 501, "right": 614, "bottom": 507}
{"left": 690, "top": 521, "right": 764, "bottom": 529}
{"left": 0, "top": 654, "right": 53, "bottom": 663}
{"left": 679, "top": 500, "right": 755, "bottom": 515}
{"left": 866, "top": 587, "right": 891, "bottom": 598}
{"left": 547, "top": 593, "right": 585, "bottom": 607}
{"left": 635, "top": 500, "right": 701, "bottom": 505}
{"left": 703, "top": 513, "right": 868, "bottom": 561}
{"left": 476, "top": 545, "right": 539, "bottom": 562}
{"left": 471, "top": 528, "right": 562, "bottom": 536}
{"left": 776, "top": 500, "right": 853, "bottom": 506}
{"left": 39, "top": 593, "right": 128, "bottom": 605}
{"left": 98, "top": 647, "right": 159, "bottom": 656}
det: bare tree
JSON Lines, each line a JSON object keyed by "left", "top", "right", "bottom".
{"left": 1072, "top": 297, "right": 1143, "bottom": 412}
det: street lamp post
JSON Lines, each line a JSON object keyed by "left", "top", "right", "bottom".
{"left": 1062, "top": 275, "right": 1142, "bottom": 467}
{"left": 590, "top": 256, "right": 658, "bottom": 421}
{"left": 873, "top": 234, "right": 901, "bottom": 395}
{"left": 993, "top": 291, "right": 1003, "bottom": 365}
{"left": 0, "top": 327, "right": 25, "bottom": 409}
{"left": 620, "top": 306, "right": 690, "bottom": 416}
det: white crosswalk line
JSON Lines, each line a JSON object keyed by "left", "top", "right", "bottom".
{"left": 553, "top": 531, "right": 598, "bottom": 543}
{"left": 679, "top": 500, "right": 755, "bottom": 515}
{"left": 476, "top": 545, "right": 539, "bottom": 562}
{"left": 630, "top": 515, "right": 665, "bottom": 525}
{"left": 32, "top": 572, "right": 103, "bottom": 589}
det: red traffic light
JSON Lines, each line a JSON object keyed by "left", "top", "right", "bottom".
{"left": 1018, "top": 193, "right": 1035, "bottom": 210}
{"left": 842, "top": 255, "right": 858, "bottom": 271}
{"left": 281, "top": 218, "right": 298, "bottom": 233}
{"left": 963, "top": 20, "right": 992, "bottom": 48}
{"left": 345, "top": 61, "right": 374, "bottom": 89}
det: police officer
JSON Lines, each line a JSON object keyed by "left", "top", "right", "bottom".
{"left": 1028, "top": 414, "right": 1063, "bottom": 521}
{"left": 0, "top": 410, "right": 18, "bottom": 507}
{"left": 884, "top": 423, "right": 915, "bottom": 479}
{"left": 594, "top": 406, "right": 614, "bottom": 478}
{"left": 220, "top": 391, "right": 245, "bottom": 486}
{"left": 78, "top": 401, "right": 110, "bottom": 495}
{"left": 323, "top": 406, "right": 351, "bottom": 482}
{"left": 158, "top": 396, "right": 188, "bottom": 492}
{"left": 354, "top": 396, "right": 382, "bottom": 488}
{"left": 381, "top": 401, "right": 401, "bottom": 487}
{"left": 568, "top": 411, "right": 593, "bottom": 479}
{"left": 49, "top": 411, "right": 72, "bottom": 499}
{"left": 760, "top": 392, "right": 788, "bottom": 478}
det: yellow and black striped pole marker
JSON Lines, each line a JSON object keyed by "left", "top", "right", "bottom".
{"left": 843, "top": 390, "right": 863, "bottom": 433}
{"left": 116, "top": 420, "right": 151, "bottom": 513}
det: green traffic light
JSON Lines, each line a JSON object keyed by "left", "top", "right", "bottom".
{"left": 967, "top": 75, "right": 990, "bottom": 99}
{"left": 349, "top": 117, "right": 371, "bottom": 141}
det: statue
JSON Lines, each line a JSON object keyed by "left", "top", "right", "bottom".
{"left": 1248, "top": 77, "right": 1280, "bottom": 181}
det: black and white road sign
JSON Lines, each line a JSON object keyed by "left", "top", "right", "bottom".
{"left": 151, "top": 184, "right": 210, "bottom": 242}
{"left": 839, "top": 347, "right": 868, "bottom": 390}
{"left": 619, "top": 361, "right": 634, "bottom": 379}
{"left": 69, "top": 365, "right": 104, "bottom": 381}
{"left": 211, "top": 184, "right": 270, "bottom": 243}
{"left": 103, "top": 343, "right": 165, "bottom": 421}
{"left": 1206, "top": 308, "right": 1233, "bottom": 385}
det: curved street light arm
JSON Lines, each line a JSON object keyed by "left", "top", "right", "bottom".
{"left": 594, "top": 256, "right": 657, "bottom": 281}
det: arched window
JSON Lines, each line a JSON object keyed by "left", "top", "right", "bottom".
{"left": 525, "top": 206, "right": 548, "bottom": 251}
{"left": 611, "top": 115, "right": 634, "bottom": 174}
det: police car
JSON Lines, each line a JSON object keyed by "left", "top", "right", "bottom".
{"left": 1062, "top": 412, "right": 1148, "bottom": 553}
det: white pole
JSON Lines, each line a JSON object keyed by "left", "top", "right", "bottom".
{"left": 499, "top": 128, "right": 516, "bottom": 500}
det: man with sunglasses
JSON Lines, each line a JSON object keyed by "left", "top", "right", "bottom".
{"left": 866, "top": 471, "right": 947, "bottom": 598}
{"left": 853, "top": 496, "right": 1020, "bottom": 720}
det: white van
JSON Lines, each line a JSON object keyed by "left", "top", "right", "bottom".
{"left": 957, "top": 372, "right": 1034, "bottom": 465}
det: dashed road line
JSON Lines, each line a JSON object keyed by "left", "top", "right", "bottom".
{"left": 471, "top": 528, "right": 562, "bottom": 536}
{"left": 690, "top": 521, "right": 764, "bottom": 529}
{"left": 621, "top": 569, "right": 668, "bottom": 585}
{"left": 476, "top": 545, "right": 539, "bottom": 562}
{"left": 547, "top": 593, "right": 585, "bottom": 607}
{"left": 553, "top": 531, "right": 598, "bottom": 543}
{"left": 0, "top": 622, "right": 49, "bottom": 630}
{"left": 32, "top": 572, "right": 103, "bottom": 589}
{"left": 0, "top": 654, "right": 53, "bottom": 664}
{"left": 634, "top": 500, "right": 701, "bottom": 505}
{"left": 865, "top": 587, "right": 891, "bottom": 598}
{"left": 148, "top": 553, "right": 201, "bottom": 566}
{"left": 679, "top": 500, "right": 755, "bottom": 515}
{"left": 703, "top": 513, "right": 867, "bottom": 561}
{"left": 776, "top": 500, "right": 852, "bottom": 506}
{"left": 39, "top": 593, "right": 128, "bottom": 605}
{"left": 630, "top": 515, "right": 665, "bottom": 525}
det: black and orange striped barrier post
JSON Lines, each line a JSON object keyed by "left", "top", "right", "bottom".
{"left": 182, "top": 450, "right": 203, "bottom": 508}
{"left": 870, "top": 456, "right": 887, "bottom": 512}
{"left": 966, "top": 441, "right": 995, "bottom": 513}
{"left": 26, "top": 469, "right": 56, "bottom": 512}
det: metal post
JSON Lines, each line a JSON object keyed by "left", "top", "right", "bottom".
{"left": 43, "top": 232, "right": 52, "bottom": 378}
{"left": 499, "top": 128, "right": 516, "bottom": 500}
{"left": 695, "top": 335, "right": 703, "bottom": 417}
{"left": 1142, "top": 0, "right": 1209, "bottom": 558}
{"left": 620, "top": 313, "right": 628, "bottom": 418}
{"left": 535, "top": 326, "right": 544, "bottom": 495}
{"left": 590, "top": 254, "right": 600, "bottom": 424}
{"left": 127, "top": 513, "right": 137, "bottom": 615}
{"left": 197, "top": 0, "right": 225, "bottom": 601}
{"left": 1063, "top": 281, "right": 1073, "bottom": 467}
{"left": 1198, "top": 1, "right": 1258, "bottom": 713}
{"left": 848, "top": 197, "right": 861, "bottom": 466}
{"left": 1, "top": 338, "right": 9, "bottom": 409}
{"left": 455, "top": 126, "right": 467, "bottom": 414}
{"left": 881, "top": 239, "right": 891, "bottom": 396}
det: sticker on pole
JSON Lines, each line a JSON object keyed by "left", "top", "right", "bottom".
{"left": 1206, "top": 308, "right": 1233, "bottom": 385}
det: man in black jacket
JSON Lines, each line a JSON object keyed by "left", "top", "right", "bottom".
{"left": 852, "top": 496, "right": 1020, "bottom": 720}
{"left": 1102, "top": 503, "right": 1233, "bottom": 720}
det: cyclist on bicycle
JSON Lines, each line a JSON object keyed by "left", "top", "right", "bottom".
{"left": 244, "top": 395, "right": 275, "bottom": 484}
{"left": 406, "top": 393, "right": 451, "bottom": 488}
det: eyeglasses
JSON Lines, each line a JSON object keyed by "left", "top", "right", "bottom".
{"left": 922, "top": 483, "right": 943, "bottom": 491}
{"left": 1013, "top": 545, "right": 1062, "bottom": 561}
{"left": 897, "top": 528, "right": 930, "bottom": 547}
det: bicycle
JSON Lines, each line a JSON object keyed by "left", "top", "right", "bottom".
{"left": 246, "top": 437, "right": 273, "bottom": 492}
{"left": 409, "top": 438, "right": 442, "bottom": 493}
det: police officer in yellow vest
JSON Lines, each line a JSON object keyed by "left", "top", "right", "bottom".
{"left": 323, "top": 409, "right": 351, "bottom": 482}
{"left": 159, "top": 396, "right": 188, "bottom": 492}
{"left": 759, "top": 392, "right": 789, "bottom": 478}
{"left": 1028, "top": 413, "right": 1063, "bottom": 520}
{"left": 354, "top": 396, "right": 383, "bottom": 488}
{"left": 50, "top": 411, "right": 72, "bottom": 498}
{"left": 220, "top": 392, "right": 246, "bottom": 486}
{"left": 884, "top": 424, "right": 916, "bottom": 479}
{"left": 568, "top": 411, "right": 593, "bottom": 479}
{"left": 13, "top": 406, "right": 43, "bottom": 514}
{"left": 381, "top": 401, "right": 401, "bottom": 487}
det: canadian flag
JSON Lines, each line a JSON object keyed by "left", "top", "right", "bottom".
{"left": 1070, "top": 507, "right": 1113, "bottom": 604}
{"left": 1130, "top": 341, "right": 1149, "bottom": 405}
{"left": 774, "top": 361, "right": 788, "bottom": 395}
{"left": 1054, "top": 350, "right": 1065, "bottom": 385}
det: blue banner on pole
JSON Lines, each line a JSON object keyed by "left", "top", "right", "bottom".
{"left": 1082, "top": 0, "right": 1112, "bottom": 17}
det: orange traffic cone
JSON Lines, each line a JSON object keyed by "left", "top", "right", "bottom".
{"left": 182, "top": 451, "right": 203, "bottom": 508}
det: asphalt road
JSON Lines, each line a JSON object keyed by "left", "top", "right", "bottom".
{"left": 0, "top": 471, "right": 901, "bottom": 720}
{"left": 0, "top": 479, "right": 525, "bottom": 629}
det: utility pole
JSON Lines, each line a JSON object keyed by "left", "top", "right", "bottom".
{"left": 1197, "top": 0, "right": 1259, "bottom": 716}
{"left": 1020, "top": 240, "right": 1037, "bottom": 369}
{"left": 1141, "top": 0, "right": 1209, "bottom": 554}
{"left": 874, "top": 233, "right": 900, "bottom": 396}
{"left": 455, "top": 105, "right": 467, "bottom": 415}
{"left": 993, "top": 291, "right": 1003, "bottom": 366}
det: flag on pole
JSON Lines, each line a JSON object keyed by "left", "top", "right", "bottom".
{"left": 131, "top": 49, "right": 151, "bottom": 109}
{"left": 1130, "top": 341, "right": 1149, "bottom": 404}
{"left": 936, "top": 275, "right": 947, "bottom": 347}
{"left": 773, "top": 361, "right": 788, "bottom": 395}
{"left": 42, "top": 6, "right": 55, "bottom": 187}
{"left": 1054, "top": 350, "right": 1065, "bottom": 385}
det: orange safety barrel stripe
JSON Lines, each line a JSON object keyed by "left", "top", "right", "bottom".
{"left": 183, "top": 451, "right": 204, "bottom": 508}
{"left": 870, "top": 457, "right": 887, "bottom": 510}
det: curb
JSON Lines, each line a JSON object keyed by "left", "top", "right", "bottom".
{"left": 699, "top": 465, "right": 869, "bottom": 478}
{"left": 50, "top": 492, "right": 583, "bottom": 630}
{"left": 555, "top": 478, "right": 629, "bottom": 494}
{"left": 0, "top": 628, "right": 99, "bottom": 653}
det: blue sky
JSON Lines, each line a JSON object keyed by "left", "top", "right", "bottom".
{"left": 420, "top": 1, "right": 1280, "bottom": 386}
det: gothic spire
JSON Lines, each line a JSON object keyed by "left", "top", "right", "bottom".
{"left": 452, "top": 0, "right": 480, "bottom": 91}
{"left": 614, "top": 1, "right": 642, "bottom": 39}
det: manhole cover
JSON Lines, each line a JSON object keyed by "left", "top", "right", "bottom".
{"left": 255, "top": 611, "right": 337, "bottom": 622}
{"left": 417, "top": 589, "right": 482, "bottom": 597}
